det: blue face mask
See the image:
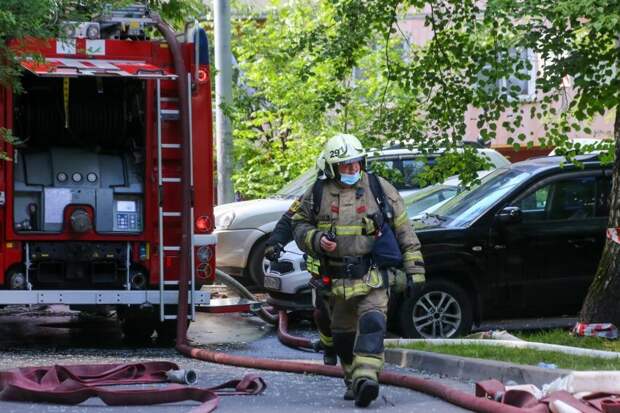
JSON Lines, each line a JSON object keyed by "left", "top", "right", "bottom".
{"left": 340, "top": 172, "right": 361, "bottom": 186}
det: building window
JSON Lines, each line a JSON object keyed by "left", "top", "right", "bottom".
{"left": 477, "top": 48, "right": 537, "bottom": 101}
{"left": 499, "top": 48, "right": 537, "bottom": 101}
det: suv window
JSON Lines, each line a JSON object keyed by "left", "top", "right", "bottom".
{"left": 516, "top": 175, "right": 604, "bottom": 222}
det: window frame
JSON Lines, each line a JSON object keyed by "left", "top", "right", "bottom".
{"left": 499, "top": 48, "right": 538, "bottom": 102}
{"left": 476, "top": 48, "right": 538, "bottom": 102}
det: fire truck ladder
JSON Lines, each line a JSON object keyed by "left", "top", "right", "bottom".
{"left": 156, "top": 76, "right": 196, "bottom": 323}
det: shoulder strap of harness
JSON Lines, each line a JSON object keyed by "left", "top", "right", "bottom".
{"left": 312, "top": 179, "right": 325, "bottom": 215}
{"left": 367, "top": 172, "right": 394, "bottom": 223}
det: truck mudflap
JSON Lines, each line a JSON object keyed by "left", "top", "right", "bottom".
{"left": 0, "top": 290, "right": 259, "bottom": 313}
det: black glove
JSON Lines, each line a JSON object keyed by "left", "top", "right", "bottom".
{"left": 264, "top": 243, "right": 283, "bottom": 262}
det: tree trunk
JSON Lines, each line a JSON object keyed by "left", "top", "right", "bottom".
{"left": 580, "top": 109, "right": 620, "bottom": 324}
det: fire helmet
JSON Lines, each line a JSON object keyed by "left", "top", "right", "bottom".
{"left": 322, "top": 134, "right": 366, "bottom": 179}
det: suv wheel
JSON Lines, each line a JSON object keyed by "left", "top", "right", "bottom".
{"left": 399, "top": 280, "right": 473, "bottom": 338}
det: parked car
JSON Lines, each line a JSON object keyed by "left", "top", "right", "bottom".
{"left": 214, "top": 147, "right": 510, "bottom": 287}
{"left": 266, "top": 155, "right": 611, "bottom": 338}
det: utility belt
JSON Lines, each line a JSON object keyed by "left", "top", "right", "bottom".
{"left": 322, "top": 255, "right": 372, "bottom": 279}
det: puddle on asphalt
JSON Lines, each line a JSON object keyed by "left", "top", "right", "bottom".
{"left": 0, "top": 305, "right": 271, "bottom": 350}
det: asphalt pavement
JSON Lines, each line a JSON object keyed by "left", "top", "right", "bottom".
{"left": 0, "top": 306, "right": 472, "bottom": 413}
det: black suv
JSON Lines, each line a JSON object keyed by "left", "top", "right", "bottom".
{"left": 395, "top": 155, "right": 611, "bottom": 338}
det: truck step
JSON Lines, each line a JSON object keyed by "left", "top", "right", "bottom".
{"left": 162, "top": 177, "right": 181, "bottom": 183}
{"left": 160, "top": 108, "right": 179, "bottom": 120}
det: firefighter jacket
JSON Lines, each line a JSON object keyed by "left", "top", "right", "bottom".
{"left": 292, "top": 172, "right": 425, "bottom": 298}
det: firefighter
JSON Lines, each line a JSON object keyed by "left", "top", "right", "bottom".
{"left": 292, "top": 134, "right": 425, "bottom": 407}
{"left": 264, "top": 152, "right": 337, "bottom": 366}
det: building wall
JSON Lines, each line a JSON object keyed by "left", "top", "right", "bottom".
{"left": 398, "top": 12, "right": 615, "bottom": 145}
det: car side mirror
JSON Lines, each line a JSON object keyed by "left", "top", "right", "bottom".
{"left": 497, "top": 206, "right": 522, "bottom": 224}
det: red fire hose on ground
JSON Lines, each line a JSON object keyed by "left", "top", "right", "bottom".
{"left": 154, "top": 14, "right": 558, "bottom": 413}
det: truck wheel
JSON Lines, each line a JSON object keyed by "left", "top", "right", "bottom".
{"left": 247, "top": 238, "right": 269, "bottom": 288}
{"left": 155, "top": 319, "right": 190, "bottom": 344}
{"left": 118, "top": 307, "right": 156, "bottom": 344}
{"left": 399, "top": 280, "right": 473, "bottom": 338}
{"left": 154, "top": 306, "right": 191, "bottom": 344}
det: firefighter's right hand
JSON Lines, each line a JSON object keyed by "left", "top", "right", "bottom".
{"left": 264, "top": 243, "right": 283, "bottom": 262}
{"left": 320, "top": 235, "right": 337, "bottom": 252}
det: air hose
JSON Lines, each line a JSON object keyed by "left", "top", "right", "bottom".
{"left": 213, "top": 268, "right": 315, "bottom": 348}
{"left": 385, "top": 338, "right": 620, "bottom": 360}
{"left": 214, "top": 268, "right": 278, "bottom": 325}
{"left": 155, "top": 15, "right": 538, "bottom": 413}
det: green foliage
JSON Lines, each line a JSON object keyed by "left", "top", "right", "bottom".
{"left": 369, "top": 161, "right": 405, "bottom": 186}
{"left": 291, "top": 0, "right": 618, "bottom": 184}
{"left": 229, "top": 0, "right": 423, "bottom": 198}
{"left": 148, "top": 0, "right": 208, "bottom": 30}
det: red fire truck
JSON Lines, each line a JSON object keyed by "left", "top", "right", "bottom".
{"left": 0, "top": 5, "right": 250, "bottom": 342}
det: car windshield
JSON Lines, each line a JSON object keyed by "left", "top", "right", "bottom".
{"left": 429, "top": 168, "right": 532, "bottom": 228}
{"left": 273, "top": 168, "right": 318, "bottom": 199}
{"left": 404, "top": 185, "right": 458, "bottom": 218}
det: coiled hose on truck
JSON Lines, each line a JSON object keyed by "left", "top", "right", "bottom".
{"left": 154, "top": 15, "right": 540, "bottom": 413}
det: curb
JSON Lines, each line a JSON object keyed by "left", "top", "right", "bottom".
{"left": 385, "top": 348, "right": 570, "bottom": 388}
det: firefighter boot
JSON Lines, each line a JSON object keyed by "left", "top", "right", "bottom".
{"left": 351, "top": 311, "right": 386, "bottom": 407}
{"left": 354, "top": 378, "right": 380, "bottom": 408}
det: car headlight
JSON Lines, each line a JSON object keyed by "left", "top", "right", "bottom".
{"left": 215, "top": 211, "right": 236, "bottom": 229}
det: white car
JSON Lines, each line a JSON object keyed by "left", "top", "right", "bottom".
{"left": 215, "top": 147, "right": 509, "bottom": 287}
{"left": 263, "top": 172, "right": 490, "bottom": 310}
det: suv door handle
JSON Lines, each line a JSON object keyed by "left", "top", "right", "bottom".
{"left": 493, "top": 244, "right": 506, "bottom": 250}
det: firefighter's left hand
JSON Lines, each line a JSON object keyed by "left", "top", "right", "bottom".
{"left": 264, "top": 243, "right": 283, "bottom": 262}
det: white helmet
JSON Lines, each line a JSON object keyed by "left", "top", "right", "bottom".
{"left": 323, "top": 133, "right": 366, "bottom": 179}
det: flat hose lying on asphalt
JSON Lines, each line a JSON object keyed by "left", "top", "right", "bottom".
{"left": 157, "top": 18, "right": 547, "bottom": 413}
